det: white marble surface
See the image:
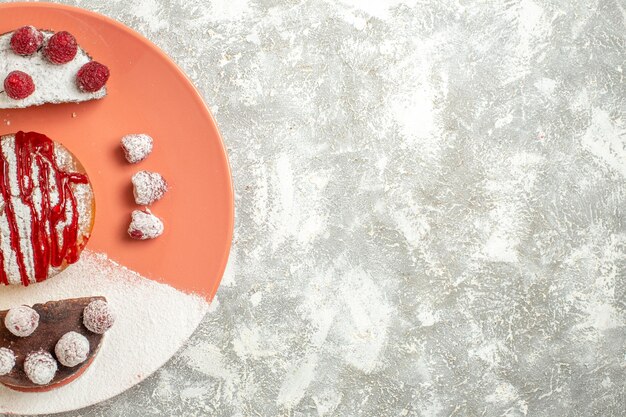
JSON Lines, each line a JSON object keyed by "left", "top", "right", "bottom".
{"left": 2, "top": 0, "right": 626, "bottom": 416}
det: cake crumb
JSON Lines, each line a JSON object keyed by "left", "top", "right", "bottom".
{"left": 71, "top": 112, "right": 77, "bottom": 118}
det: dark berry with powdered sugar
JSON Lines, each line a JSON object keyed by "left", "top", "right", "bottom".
{"left": 128, "top": 209, "right": 164, "bottom": 240}
{"left": 83, "top": 299, "right": 115, "bottom": 334}
{"left": 4, "top": 305, "right": 39, "bottom": 337}
{"left": 24, "top": 351, "right": 57, "bottom": 385}
{"left": 132, "top": 171, "right": 168, "bottom": 206}
{"left": 55, "top": 331, "right": 89, "bottom": 367}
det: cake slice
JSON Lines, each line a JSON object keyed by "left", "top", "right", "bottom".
{"left": 0, "top": 132, "right": 96, "bottom": 286}
{"left": 0, "top": 297, "right": 114, "bottom": 392}
{"left": 0, "top": 26, "right": 109, "bottom": 109}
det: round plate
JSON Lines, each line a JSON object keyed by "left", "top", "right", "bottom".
{"left": 0, "top": 3, "right": 232, "bottom": 413}
{"left": 0, "top": 3, "right": 234, "bottom": 299}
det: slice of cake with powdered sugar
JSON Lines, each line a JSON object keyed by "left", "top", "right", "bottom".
{"left": 0, "top": 26, "right": 109, "bottom": 109}
{"left": 0, "top": 297, "right": 114, "bottom": 392}
{"left": 0, "top": 131, "right": 95, "bottom": 286}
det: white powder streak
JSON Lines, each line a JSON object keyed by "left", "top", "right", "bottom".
{"left": 277, "top": 354, "right": 318, "bottom": 408}
{"left": 0, "top": 250, "right": 209, "bottom": 415}
{"left": 582, "top": 108, "right": 626, "bottom": 178}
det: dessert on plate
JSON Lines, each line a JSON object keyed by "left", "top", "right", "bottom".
{"left": 0, "top": 131, "right": 95, "bottom": 286}
{"left": 0, "top": 26, "right": 110, "bottom": 108}
{"left": 0, "top": 297, "right": 114, "bottom": 392}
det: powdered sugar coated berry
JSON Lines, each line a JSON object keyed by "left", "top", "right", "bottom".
{"left": 128, "top": 209, "right": 164, "bottom": 240}
{"left": 10, "top": 26, "right": 43, "bottom": 56}
{"left": 83, "top": 299, "right": 115, "bottom": 334}
{"left": 4, "top": 305, "right": 39, "bottom": 337}
{"left": 3, "top": 71, "right": 35, "bottom": 100}
{"left": 76, "top": 61, "right": 110, "bottom": 92}
{"left": 0, "top": 348, "right": 15, "bottom": 376}
{"left": 24, "top": 351, "right": 57, "bottom": 385}
{"left": 121, "top": 134, "right": 153, "bottom": 163}
{"left": 55, "top": 331, "right": 90, "bottom": 367}
{"left": 132, "top": 171, "right": 168, "bottom": 206}
{"left": 44, "top": 31, "right": 77, "bottom": 64}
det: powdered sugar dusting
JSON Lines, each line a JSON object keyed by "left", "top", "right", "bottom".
{"left": 0, "top": 249, "right": 209, "bottom": 414}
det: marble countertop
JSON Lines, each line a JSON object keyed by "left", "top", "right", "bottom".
{"left": 2, "top": 0, "right": 625, "bottom": 416}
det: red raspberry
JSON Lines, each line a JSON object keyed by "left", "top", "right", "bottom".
{"left": 129, "top": 230, "right": 144, "bottom": 239}
{"left": 3, "top": 71, "right": 35, "bottom": 100}
{"left": 43, "top": 31, "right": 77, "bottom": 64}
{"left": 10, "top": 26, "right": 43, "bottom": 56}
{"left": 76, "top": 61, "right": 110, "bottom": 92}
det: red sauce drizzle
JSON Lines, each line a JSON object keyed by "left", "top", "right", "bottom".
{"left": 0, "top": 131, "right": 89, "bottom": 286}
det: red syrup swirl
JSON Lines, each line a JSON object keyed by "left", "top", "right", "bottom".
{"left": 0, "top": 132, "right": 89, "bottom": 286}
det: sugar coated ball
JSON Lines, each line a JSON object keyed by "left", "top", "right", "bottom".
{"left": 83, "top": 299, "right": 115, "bottom": 334}
{"left": 24, "top": 351, "right": 57, "bottom": 385}
{"left": 55, "top": 331, "right": 90, "bottom": 367}
{"left": 0, "top": 347, "right": 15, "bottom": 375}
{"left": 4, "top": 305, "right": 39, "bottom": 337}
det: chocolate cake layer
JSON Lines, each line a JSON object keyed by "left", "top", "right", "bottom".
{"left": 0, "top": 296, "right": 105, "bottom": 391}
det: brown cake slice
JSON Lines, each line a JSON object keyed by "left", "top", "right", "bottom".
{"left": 0, "top": 296, "right": 108, "bottom": 392}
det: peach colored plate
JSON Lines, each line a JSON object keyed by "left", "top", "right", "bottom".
{"left": 0, "top": 3, "right": 234, "bottom": 300}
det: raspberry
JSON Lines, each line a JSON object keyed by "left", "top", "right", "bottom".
{"left": 44, "top": 31, "right": 77, "bottom": 64}
{"left": 4, "top": 305, "right": 39, "bottom": 337}
{"left": 76, "top": 61, "right": 110, "bottom": 92}
{"left": 10, "top": 26, "right": 43, "bottom": 56}
{"left": 3, "top": 71, "right": 35, "bottom": 100}
{"left": 129, "top": 229, "right": 144, "bottom": 239}
{"left": 132, "top": 171, "right": 168, "bottom": 205}
{"left": 55, "top": 331, "right": 89, "bottom": 367}
{"left": 0, "top": 348, "right": 15, "bottom": 376}
{"left": 24, "top": 351, "right": 57, "bottom": 385}
{"left": 83, "top": 299, "right": 115, "bottom": 334}
{"left": 128, "top": 209, "right": 164, "bottom": 240}
{"left": 121, "top": 134, "right": 153, "bottom": 163}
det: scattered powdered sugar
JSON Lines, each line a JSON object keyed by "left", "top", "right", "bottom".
{"left": 24, "top": 351, "right": 57, "bottom": 385}
{"left": 0, "top": 31, "right": 106, "bottom": 109}
{"left": 0, "top": 249, "right": 209, "bottom": 415}
{"left": 121, "top": 134, "right": 153, "bottom": 163}
{"left": 0, "top": 348, "right": 15, "bottom": 376}
{"left": 55, "top": 331, "right": 89, "bottom": 367}
{"left": 128, "top": 209, "right": 164, "bottom": 240}
{"left": 131, "top": 171, "right": 168, "bottom": 206}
